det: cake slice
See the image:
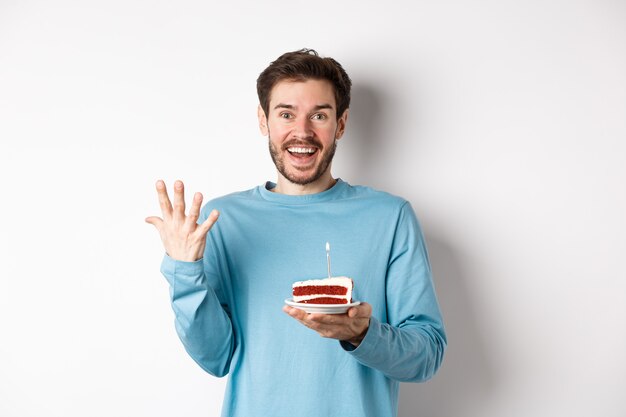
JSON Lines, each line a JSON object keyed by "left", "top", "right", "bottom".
{"left": 292, "top": 277, "right": 353, "bottom": 304}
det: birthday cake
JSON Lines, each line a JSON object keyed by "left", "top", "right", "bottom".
{"left": 292, "top": 277, "right": 353, "bottom": 304}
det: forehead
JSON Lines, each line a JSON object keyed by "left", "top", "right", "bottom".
{"left": 269, "top": 79, "right": 336, "bottom": 110}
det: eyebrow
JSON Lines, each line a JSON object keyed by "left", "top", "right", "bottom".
{"left": 273, "top": 103, "right": 335, "bottom": 111}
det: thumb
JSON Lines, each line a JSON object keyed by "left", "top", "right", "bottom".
{"left": 349, "top": 302, "right": 371, "bottom": 318}
{"left": 197, "top": 209, "right": 220, "bottom": 235}
{"left": 145, "top": 216, "right": 163, "bottom": 230}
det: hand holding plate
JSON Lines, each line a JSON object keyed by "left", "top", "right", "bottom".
{"left": 283, "top": 302, "right": 372, "bottom": 347}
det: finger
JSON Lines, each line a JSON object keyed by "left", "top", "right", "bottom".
{"left": 307, "top": 313, "right": 342, "bottom": 324}
{"left": 184, "top": 192, "right": 203, "bottom": 230}
{"left": 197, "top": 209, "right": 220, "bottom": 236}
{"left": 172, "top": 180, "right": 186, "bottom": 222}
{"left": 155, "top": 180, "right": 173, "bottom": 219}
{"left": 145, "top": 216, "right": 164, "bottom": 230}
{"left": 283, "top": 306, "right": 309, "bottom": 321}
{"left": 348, "top": 302, "right": 372, "bottom": 319}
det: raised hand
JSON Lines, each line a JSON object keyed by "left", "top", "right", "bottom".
{"left": 145, "top": 180, "right": 219, "bottom": 262}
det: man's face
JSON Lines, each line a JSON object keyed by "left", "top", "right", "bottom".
{"left": 258, "top": 79, "right": 348, "bottom": 186}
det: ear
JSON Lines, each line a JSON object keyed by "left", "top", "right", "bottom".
{"left": 335, "top": 109, "right": 349, "bottom": 140}
{"left": 258, "top": 105, "right": 269, "bottom": 136}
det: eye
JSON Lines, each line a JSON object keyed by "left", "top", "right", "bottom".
{"left": 311, "top": 113, "right": 327, "bottom": 120}
{"left": 280, "top": 112, "right": 294, "bottom": 119}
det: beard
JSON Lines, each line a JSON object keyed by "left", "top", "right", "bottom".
{"left": 268, "top": 135, "right": 337, "bottom": 186}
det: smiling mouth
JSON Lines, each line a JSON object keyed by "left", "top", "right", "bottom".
{"left": 287, "top": 146, "right": 317, "bottom": 156}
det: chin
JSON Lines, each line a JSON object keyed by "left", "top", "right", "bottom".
{"left": 285, "top": 173, "right": 320, "bottom": 186}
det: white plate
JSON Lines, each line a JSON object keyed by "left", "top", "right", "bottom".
{"left": 284, "top": 298, "right": 361, "bottom": 314}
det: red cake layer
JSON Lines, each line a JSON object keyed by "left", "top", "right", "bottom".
{"left": 293, "top": 285, "right": 348, "bottom": 296}
{"left": 299, "top": 297, "right": 349, "bottom": 304}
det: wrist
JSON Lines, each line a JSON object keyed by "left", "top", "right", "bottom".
{"left": 345, "top": 323, "right": 369, "bottom": 347}
{"left": 165, "top": 249, "right": 204, "bottom": 262}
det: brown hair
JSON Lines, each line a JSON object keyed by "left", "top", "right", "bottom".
{"left": 256, "top": 48, "right": 352, "bottom": 120}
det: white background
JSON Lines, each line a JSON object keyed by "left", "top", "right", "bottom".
{"left": 1, "top": 1, "right": 625, "bottom": 416}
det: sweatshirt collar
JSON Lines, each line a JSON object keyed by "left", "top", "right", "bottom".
{"left": 258, "top": 178, "right": 348, "bottom": 205}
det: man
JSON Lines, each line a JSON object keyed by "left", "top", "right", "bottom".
{"left": 146, "top": 49, "right": 446, "bottom": 417}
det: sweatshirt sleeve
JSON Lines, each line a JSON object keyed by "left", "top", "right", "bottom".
{"left": 341, "top": 202, "right": 447, "bottom": 382}
{"left": 160, "top": 253, "right": 235, "bottom": 378}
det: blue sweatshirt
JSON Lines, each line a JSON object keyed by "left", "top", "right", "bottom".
{"left": 160, "top": 179, "right": 446, "bottom": 417}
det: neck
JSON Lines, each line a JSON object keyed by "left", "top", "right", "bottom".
{"left": 273, "top": 171, "right": 337, "bottom": 195}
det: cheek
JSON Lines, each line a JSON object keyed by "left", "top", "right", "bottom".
{"left": 318, "top": 125, "right": 339, "bottom": 140}
{"left": 267, "top": 121, "right": 290, "bottom": 137}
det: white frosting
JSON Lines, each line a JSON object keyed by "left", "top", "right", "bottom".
{"left": 292, "top": 276, "right": 353, "bottom": 303}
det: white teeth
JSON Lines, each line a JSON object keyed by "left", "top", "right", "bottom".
{"left": 288, "top": 147, "right": 316, "bottom": 154}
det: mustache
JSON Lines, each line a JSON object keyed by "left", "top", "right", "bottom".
{"left": 282, "top": 138, "right": 323, "bottom": 150}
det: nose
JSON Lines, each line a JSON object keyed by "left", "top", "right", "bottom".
{"left": 292, "top": 116, "right": 313, "bottom": 139}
